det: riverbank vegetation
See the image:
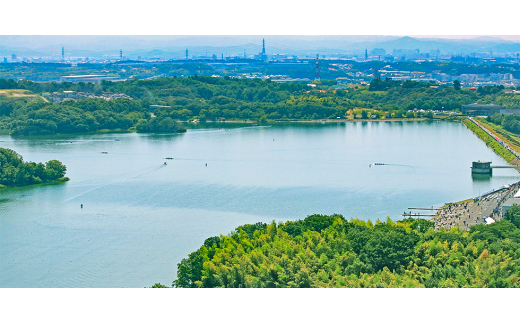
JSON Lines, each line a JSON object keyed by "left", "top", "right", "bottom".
{"left": 0, "top": 148, "right": 68, "bottom": 187}
{"left": 172, "top": 213, "right": 520, "bottom": 288}
{"left": 477, "top": 117, "right": 520, "bottom": 154}
{"left": 462, "top": 118, "right": 516, "bottom": 162}
{"left": 0, "top": 76, "right": 519, "bottom": 136}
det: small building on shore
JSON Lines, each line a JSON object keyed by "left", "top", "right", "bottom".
{"left": 462, "top": 103, "right": 504, "bottom": 116}
{"left": 499, "top": 108, "right": 520, "bottom": 115}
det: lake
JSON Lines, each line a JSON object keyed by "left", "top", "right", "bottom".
{"left": 1, "top": 120, "right": 518, "bottom": 287}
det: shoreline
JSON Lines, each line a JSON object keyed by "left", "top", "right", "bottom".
{"left": 431, "top": 117, "right": 520, "bottom": 231}
{"left": 0, "top": 177, "right": 69, "bottom": 190}
{"left": 3, "top": 117, "right": 449, "bottom": 138}
{"left": 183, "top": 117, "right": 443, "bottom": 124}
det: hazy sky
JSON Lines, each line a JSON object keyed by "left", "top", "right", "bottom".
{"left": 2, "top": 1, "right": 519, "bottom": 36}
{"left": 411, "top": 35, "right": 520, "bottom": 41}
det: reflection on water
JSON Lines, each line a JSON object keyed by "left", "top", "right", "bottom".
{"left": 1, "top": 120, "right": 519, "bottom": 287}
{"left": 471, "top": 173, "right": 493, "bottom": 182}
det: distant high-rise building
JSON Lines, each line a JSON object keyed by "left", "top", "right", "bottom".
{"left": 120, "top": 50, "right": 122, "bottom": 60}
{"left": 365, "top": 49, "right": 368, "bottom": 60}
{"left": 3, "top": 57, "right": 6, "bottom": 63}
{"left": 11, "top": 54, "right": 16, "bottom": 60}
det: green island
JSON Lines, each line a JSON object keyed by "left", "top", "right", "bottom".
{"left": 168, "top": 212, "right": 520, "bottom": 288}
{"left": 0, "top": 148, "right": 68, "bottom": 187}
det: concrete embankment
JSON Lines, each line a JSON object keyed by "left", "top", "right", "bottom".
{"left": 432, "top": 181, "right": 520, "bottom": 231}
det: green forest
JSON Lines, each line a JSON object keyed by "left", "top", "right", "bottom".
{"left": 0, "top": 76, "right": 519, "bottom": 136}
{"left": 0, "top": 148, "right": 68, "bottom": 187}
{"left": 173, "top": 210, "right": 520, "bottom": 288}
{"left": 487, "top": 112, "right": 520, "bottom": 136}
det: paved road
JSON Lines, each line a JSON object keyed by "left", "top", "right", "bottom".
{"left": 433, "top": 183, "right": 520, "bottom": 231}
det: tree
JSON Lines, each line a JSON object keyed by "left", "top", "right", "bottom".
{"left": 44, "top": 160, "right": 67, "bottom": 180}
{"left": 504, "top": 205, "right": 520, "bottom": 229}
{"left": 453, "top": 80, "right": 461, "bottom": 91}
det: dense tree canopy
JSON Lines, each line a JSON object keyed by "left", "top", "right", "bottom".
{"left": 0, "top": 148, "right": 67, "bottom": 186}
{"left": 488, "top": 113, "right": 520, "bottom": 135}
{"left": 173, "top": 214, "right": 520, "bottom": 288}
{"left": 1, "top": 76, "right": 520, "bottom": 136}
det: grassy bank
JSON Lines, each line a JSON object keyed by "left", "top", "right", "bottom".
{"left": 475, "top": 117, "right": 520, "bottom": 154}
{"left": 463, "top": 118, "right": 516, "bottom": 163}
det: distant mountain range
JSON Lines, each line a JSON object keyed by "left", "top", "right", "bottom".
{"left": 1, "top": 35, "right": 520, "bottom": 59}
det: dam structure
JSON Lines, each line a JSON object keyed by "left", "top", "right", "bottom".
{"left": 471, "top": 161, "right": 520, "bottom": 175}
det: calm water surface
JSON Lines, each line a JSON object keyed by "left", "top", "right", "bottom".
{"left": 1, "top": 121, "right": 518, "bottom": 287}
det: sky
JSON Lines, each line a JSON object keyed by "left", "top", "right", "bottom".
{"left": 412, "top": 36, "right": 520, "bottom": 41}
{"left": 2, "top": 1, "right": 520, "bottom": 37}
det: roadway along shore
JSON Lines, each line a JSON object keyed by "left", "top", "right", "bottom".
{"left": 426, "top": 117, "right": 520, "bottom": 231}
{"left": 430, "top": 182, "right": 520, "bottom": 231}
{"left": 465, "top": 116, "right": 520, "bottom": 168}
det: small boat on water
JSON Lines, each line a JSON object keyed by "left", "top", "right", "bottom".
{"left": 163, "top": 162, "right": 167, "bottom": 166}
{"left": 165, "top": 157, "right": 174, "bottom": 160}
{"left": 369, "top": 163, "right": 386, "bottom": 167}
{"left": 101, "top": 152, "right": 108, "bottom": 154}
